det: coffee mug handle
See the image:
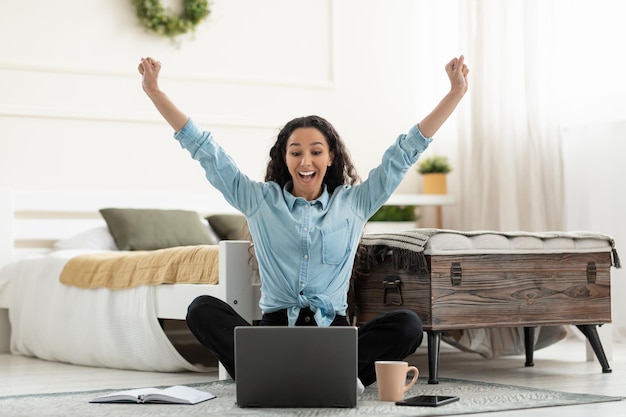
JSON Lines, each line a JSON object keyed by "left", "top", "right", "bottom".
{"left": 403, "top": 366, "right": 419, "bottom": 393}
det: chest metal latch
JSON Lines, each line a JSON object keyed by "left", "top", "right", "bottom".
{"left": 587, "top": 261, "right": 597, "bottom": 284}
{"left": 383, "top": 275, "right": 403, "bottom": 306}
{"left": 451, "top": 262, "right": 462, "bottom": 286}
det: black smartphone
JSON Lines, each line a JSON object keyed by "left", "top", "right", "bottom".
{"left": 395, "top": 395, "right": 460, "bottom": 407}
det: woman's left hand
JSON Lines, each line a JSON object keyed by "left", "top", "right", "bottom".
{"left": 445, "top": 55, "right": 469, "bottom": 96}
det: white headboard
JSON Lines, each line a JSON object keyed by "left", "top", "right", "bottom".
{"left": 0, "top": 188, "right": 239, "bottom": 266}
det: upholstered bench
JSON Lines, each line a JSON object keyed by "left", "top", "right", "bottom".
{"left": 353, "top": 229, "right": 621, "bottom": 384}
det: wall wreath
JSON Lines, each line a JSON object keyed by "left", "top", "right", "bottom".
{"left": 132, "top": 0, "right": 211, "bottom": 38}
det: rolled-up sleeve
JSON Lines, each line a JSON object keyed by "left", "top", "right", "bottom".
{"left": 398, "top": 125, "right": 433, "bottom": 162}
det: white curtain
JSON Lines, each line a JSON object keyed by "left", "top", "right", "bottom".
{"left": 556, "top": 0, "right": 626, "bottom": 342}
{"left": 426, "top": 0, "right": 569, "bottom": 357}
{"left": 438, "top": 0, "right": 626, "bottom": 352}
{"left": 455, "top": 0, "right": 564, "bottom": 232}
{"left": 415, "top": 0, "right": 626, "bottom": 353}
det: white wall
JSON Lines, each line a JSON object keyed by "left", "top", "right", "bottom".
{"left": 0, "top": 0, "right": 430, "bottom": 195}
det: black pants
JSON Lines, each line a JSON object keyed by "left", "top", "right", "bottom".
{"left": 186, "top": 295, "right": 423, "bottom": 386}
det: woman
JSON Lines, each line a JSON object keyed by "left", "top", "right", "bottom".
{"left": 138, "top": 55, "right": 469, "bottom": 386}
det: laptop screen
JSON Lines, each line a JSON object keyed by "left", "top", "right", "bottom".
{"left": 234, "top": 326, "right": 358, "bottom": 408}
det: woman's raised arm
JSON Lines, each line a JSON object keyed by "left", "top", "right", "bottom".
{"left": 417, "top": 55, "right": 470, "bottom": 138}
{"left": 138, "top": 57, "right": 189, "bottom": 133}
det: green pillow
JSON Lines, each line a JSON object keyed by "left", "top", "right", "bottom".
{"left": 100, "top": 208, "right": 216, "bottom": 250}
{"left": 206, "top": 214, "right": 249, "bottom": 240}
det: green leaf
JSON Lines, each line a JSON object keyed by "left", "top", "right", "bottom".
{"left": 417, "top": 155, "right": 452, "bottom": 174}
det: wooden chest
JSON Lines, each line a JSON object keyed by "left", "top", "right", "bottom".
{"left": 354, "top": 251, "right": 612, "bottom": 330}
{"left": 352, "top": 230, "right": 618, "bottom": 383}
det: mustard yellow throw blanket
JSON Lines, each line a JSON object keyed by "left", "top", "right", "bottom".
{"left": 60, "top": 245, "right": 220, "bottom": 289}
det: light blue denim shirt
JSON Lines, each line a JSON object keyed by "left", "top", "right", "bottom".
{"left": 175, "top": 119, "right": 432, "bottom": 326}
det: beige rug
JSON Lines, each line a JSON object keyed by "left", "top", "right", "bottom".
{"left": 0, "top": 377, "right": 621, "bottom": 416}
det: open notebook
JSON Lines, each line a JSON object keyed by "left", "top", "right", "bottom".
{"left": 89, "top": 385, "right": 215, "bottom": 404}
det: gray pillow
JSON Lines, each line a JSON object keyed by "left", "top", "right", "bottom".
{"left": 206, "top": 214, "right": 249, "bottom": 240}
{"left": 100, "top": 208, "right": 216, "bottom": 250}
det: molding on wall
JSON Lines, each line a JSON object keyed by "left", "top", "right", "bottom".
{"left": 0, "top": 104, "right": 278, "bottom": 129}
{"left": 0, "top": 60, "right": 336, "bottom": 90}
{"left": 0, "top": 2, "right": 339, "bottom": 131}
{"left": 1, "top": 1, "right": 339, "bottom": 130}
{"left": 0, "top": 1, "right": 338, "bottom": 91}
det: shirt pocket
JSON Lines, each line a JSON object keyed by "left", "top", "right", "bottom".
{"left": 320, "top": 220, "right": 351, "bottom": 265}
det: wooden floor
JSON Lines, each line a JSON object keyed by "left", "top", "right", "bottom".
{"left": 1, "top": 335, "right": 624, "bottom": 416}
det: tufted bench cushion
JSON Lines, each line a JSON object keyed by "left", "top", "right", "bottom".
{"left": 424, "top": 230, "right": 617, "bottom": 257}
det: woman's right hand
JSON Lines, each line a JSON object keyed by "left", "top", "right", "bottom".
{"left": 137, "top": 57, "right": 162, "bottom": 96}
{"left": 136, "top": 57, "right": 189, "bottom": 132}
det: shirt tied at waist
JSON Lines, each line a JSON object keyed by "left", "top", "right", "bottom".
{"left": 287, "top": 293, "right": 336, "bottom": 327}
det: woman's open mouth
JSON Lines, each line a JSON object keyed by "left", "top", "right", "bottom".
{"left": 298, "top": 171, "right": 316, "bottom": 182}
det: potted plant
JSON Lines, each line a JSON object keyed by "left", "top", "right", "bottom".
{"left": 417, "top": 155, "right": 452, "bottom": 194}
{"left": 364, "top": 205, "right": 418, "bottom": 233}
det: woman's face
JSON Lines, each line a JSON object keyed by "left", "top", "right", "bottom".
{"left": 285, "top": 127, "right": 334, "bottom": 201}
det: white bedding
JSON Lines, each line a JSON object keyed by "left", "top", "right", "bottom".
{"left": 0, "top": 250, "right": 207, "bottom": 372}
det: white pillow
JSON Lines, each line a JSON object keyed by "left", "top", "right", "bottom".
{"left": 53, "top": 226, "right": 117, "bottom": 251}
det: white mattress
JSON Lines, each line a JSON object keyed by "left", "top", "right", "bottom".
{"left": 0, "top": 250, "right": 207, "bottom": 372}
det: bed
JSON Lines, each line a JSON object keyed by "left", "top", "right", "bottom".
{"left": 0, "top": 189, "right": 261, "bottom": 380}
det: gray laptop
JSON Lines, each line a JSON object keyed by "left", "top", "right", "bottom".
{"left": 234, "top": 326, "right": 358, "bottom": 408}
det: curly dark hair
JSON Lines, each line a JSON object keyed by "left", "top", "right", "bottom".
{"left": 264, "top": 115, "right": 360, "bottom": 192}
